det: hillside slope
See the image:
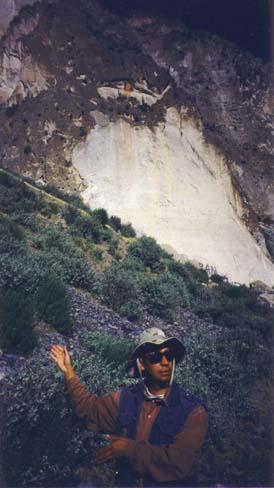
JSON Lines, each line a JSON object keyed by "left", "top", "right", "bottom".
{"left": 0, "top": 0, "right": 273, "bottom": 284}
{"left": 0, "top": 167, "right": 274, "bottom": 487}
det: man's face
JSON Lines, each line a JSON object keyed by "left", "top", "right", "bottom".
{"left": 139, "top": 346, "right": 174, "bottom": 386}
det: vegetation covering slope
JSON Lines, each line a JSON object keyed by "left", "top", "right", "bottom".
{"left": 0, "top": 168, "right": 273, "bottom": 487}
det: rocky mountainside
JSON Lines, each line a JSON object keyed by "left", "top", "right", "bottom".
{"left": 0, "top": 0, "right": 274, "bottom": 285}
{"left": 0, "top": 0, "right": 41, "bottom": 37}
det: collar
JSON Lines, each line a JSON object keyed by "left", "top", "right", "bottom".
{"left": 143, "top": 383, "right": 170, "bottom": 406}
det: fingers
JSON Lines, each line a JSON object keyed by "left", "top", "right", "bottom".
{"left": 51, "top": 345, "right": 65, "bottom": 353}
{"left": 95, "top": 445, "right": 114, "bottom": 464}
{"left": 107, "top": 435, "right": 120, "bottom": 441}
{"left": 49, "top": 345, "right": 66, "bottom": 363}
{"left": 95, "top": 436, "right": 126, "bottom": 464}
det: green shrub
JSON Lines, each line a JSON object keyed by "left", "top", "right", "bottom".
{"left": 193, "top": 283, "right": 273, "bottom": 341}
{"left": 34, "top": 250, "right": 96, "bottom": 292}
{"left": 101, "top": 227, "right": 113, "bottom": 242}
{"left": 102, "top": 258, "right": 145, "bottom": 320}
{"left": 43, "top": 184, "right": 90, "bottom": 212}
{"left": 32, "top": 224, "right": 79, "bottom": 255}
{"left": 210, "top": 273, "right": 226, "bottom": 284}
{"left": 43, "top": 184, "right": 72, "bottom": 201}
{"left": 121, "top": 223, "right": 136, "bottom": 238}
{"left": 12, "top": 212, "right": 40, "bottom": 230}
{"left": 3, "top": 350, "right": 129, "bottom": 487}
{"left": 0, "top": 288, "right": 36, "bottom": 354}
{"left": 66, "top": 195, "right": 91, "bottom": 212}
{"left": 70, "top": 214, "right": 103, "bottom": 243}
{"left": 2, "top": 219, "right": 25, "bottom": 241}
{"left": 142, "top": 272, "right": 190, "bottom": 321}
{"left": 127, "top": 236, "right": 163, "bottom": 270}
{"left": 0, "top": 246, "right": 96, "bottom": 295}
{"left": 0, "top": 179, "right": 37, "bottom": 214}
{"left": 220, "top": 283, "right": 247, "bottom": 299}
{"left": 184, "top": 262, "right": 209, "bottom": 283}
{"left": 39, "top": 201, "right": 59, "bottom": 217}
{"left": 168, "top": 260, "right": 208, "bottom": 293}
{"left": 0, "top": 217, "right": 25, "bottom": 253}
{"left": 102, "top": 257, "right": 193, "bottom": 322}
{"left": 0, "top": 252, "right": 48, "bottom": 293}
{"left": 63, "top": 205, "right": 79, "bottom": 225}
{"left": 35, "top": 274, "right": 72, "bottom": 335}
{"left": 176, "top": 328, "right": 273, "bottom": 485}
{"left": 108, "top": 239, "right": 119, "bottom": 256}
{"left": 194, "top": 287, "right": 227, "bottom": 319}
{"left": 92, "top": 208, "right": 109, "bottom": 226}
{"left": 0, "top": 233, "right": 24, "bottom": 254}
{"left": 92, "top": 248, "right": 104, "bottom": 262}
{"left": 81, "top": 331, "right": 133, "bottom": 370}
{"left": 109, "top": 215, "right": 122, "bottom": 232}
{"left": 0, "top": 171, "right": 15, "bottom": 187}
{"left": 0, "top": 179, "right": 72, "bottom": 220}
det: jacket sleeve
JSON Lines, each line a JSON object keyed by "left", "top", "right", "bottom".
{"left": 124, "top": 405, "right": 208, "bottom": 483}
{"left": 66, "top": 374, "right": 120, "bottom": 434}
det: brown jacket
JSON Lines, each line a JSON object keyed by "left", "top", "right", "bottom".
{"left": 67, "top": 375, "right": 208, "bottom": 484}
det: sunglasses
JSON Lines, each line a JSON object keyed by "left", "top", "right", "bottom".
{"left": 145, "top": 349, "right": 175, "bottom": 364}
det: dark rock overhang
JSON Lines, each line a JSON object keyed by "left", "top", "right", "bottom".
{"left": 101, "top": 0, "right": 270, "bottom": 62}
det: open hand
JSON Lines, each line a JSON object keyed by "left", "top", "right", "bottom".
{"left": 50, "top": 345, "right": 75, "bottom": 379}
{"left": 95, "top": 435, "right": 130, "bottom": 464}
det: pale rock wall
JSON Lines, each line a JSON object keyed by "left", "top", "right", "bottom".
{"left": 0, "top": 1, "right": 49, "bottom": 105}
{"left": 97, "top": 82, "right": 171, "bottom": 106}
{"left": 73, "top": 107, "right": 274, "bottom": 286}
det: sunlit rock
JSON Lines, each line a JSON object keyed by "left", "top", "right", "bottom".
{"left": 0, "top": 7, "right": 49, "bottom": 105}
{"left": 97, "top": 81, "right": 170, "bottom": 106}
{"left": 72, "top": 107, "right": 274, "bottom": 286}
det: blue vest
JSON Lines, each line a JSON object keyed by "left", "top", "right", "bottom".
{"left": 114, "top": 381, "right": 204, "bottom": 487}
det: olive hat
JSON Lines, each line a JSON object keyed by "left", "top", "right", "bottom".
{"left": 127, "top": 327, "right": 185, "bottom": 378}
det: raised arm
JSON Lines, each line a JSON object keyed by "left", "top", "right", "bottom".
{"left": 50, "top": 345, "right": 120, "bottom": 434}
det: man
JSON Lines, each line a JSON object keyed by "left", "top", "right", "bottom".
{"left": 50, "top": 327, "right": 208, "bottom": 487}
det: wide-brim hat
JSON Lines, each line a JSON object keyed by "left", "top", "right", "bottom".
{"left": 127, "top": 327, "right": 185, "bottom": 378}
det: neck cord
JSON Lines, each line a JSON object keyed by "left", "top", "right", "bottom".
{"left": 136, "top": 358, "right": 175, "bottom": 402}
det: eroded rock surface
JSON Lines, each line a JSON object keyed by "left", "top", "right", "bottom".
{"left": 72, "top": 107, "right": 274, "bottom": 285}
{"left": 0, "top": 0, "right": 42, "bottom": 38}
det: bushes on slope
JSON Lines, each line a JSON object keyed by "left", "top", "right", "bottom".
{"left": 0, "top": 289, "right": 36, "bottom": 354}
{"left": 176, "top": 329, "right": 273, "bottom": 485}
{"left": 3, "top": 346, "right": 129, "bottom": 487}
{"left": 141, "top": 272, "right": 191, "bottom": 321}
{"left": 127, "top": 235, "right": 164, "bottom": 270}
{"left": 35, "top": 274, "right": 72, "bottom": 335}
{"left": 3, "top": 328, "right": 273, "bottom": 487}
{"left": 102, "top": 258, "right": 145, "bottom": 320}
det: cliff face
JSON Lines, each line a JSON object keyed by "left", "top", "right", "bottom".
{"left": 0, "top": 0, "right": 42, "bottom": 38}
{"left": 0, "top": 6, "right": 48, "bottom": 106}
{"left": 72, "top": 107, "right": 274, "bottom": 285}
{"left": 0, "top": 0, "right": 274, "bottom": 285}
